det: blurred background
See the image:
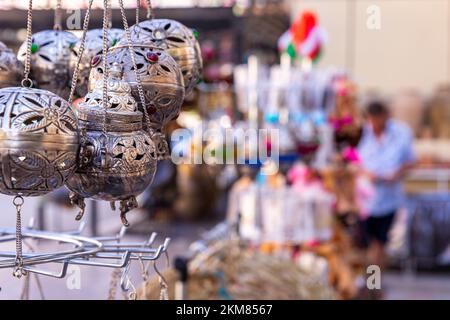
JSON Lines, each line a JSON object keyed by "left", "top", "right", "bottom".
{"left": 0, "top": 0, "right": 449, "bottom": 300}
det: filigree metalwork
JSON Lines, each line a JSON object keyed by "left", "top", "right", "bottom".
{"left": 0, "top": 42, "right": 23, "bottom": 88}
{"left": 17, "top": 30, "right": 78, "bottom": 98}
{"left": 69, "top": 28, "right": 124, "bottom": 97}
{"left": 125, "top": 19, "right": 202, "bottom": 96}
{"left": 66, "top": 64, "right": 157, "bottom": 226}
{"left": 89, "top": 45, "right": 185, "bottom": 132}
{"left": 0, "top": 87, "right": 79, "bottom": 196}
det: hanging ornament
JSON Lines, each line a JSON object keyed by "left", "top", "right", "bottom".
{"left": 0, "top": 0, "right": 79, "bottom": 198}
{"left": 66, "top": 63, "right": 157, "bottom": 226}
{"left": 124, "top": 18, "right": 202, "bottom": 96}
{"left": 0, "top": 87, "right": 79, "bottom": 196}
{"left": 17, "top": 30, "right": 78, "bottom": 98}
{"left": 0, "top": 0, "right": 82, "bottom": 279}
{"left": 70, "top": 28, "right": 124, "bottom": 97}
{"left": 0, "top": 42, "right": 24, "bottom": 88}
{"left": 88, "top": 45, "right": 184, "bottom": 133}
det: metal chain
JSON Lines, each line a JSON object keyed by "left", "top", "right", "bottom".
{"left": 136, "top": 0, "right": 140, "bottom": 24}
{"left": 102, "top": 0, "right": 110, "bottom": 136}
{"left": 107, "top": 3, "right": 113, "bottom": 29}
{"left": 145, "top": 0, "right": 154, "bottom": 20}
{"left": 53, "top": 0, "right": 63, "bottom": 31}
{"left": 118, "top": 0, "right": 152, "bottom": 133}
{"left": 13, "top": 196, "right": 27, "bottom": 278}
{"left": 22, "top": 0, "right": 33, "bottom": 88}
{"left": 68, "top": 0, "right": 94, "bottom": 104}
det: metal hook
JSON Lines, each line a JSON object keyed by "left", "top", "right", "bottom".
{"left": 153, "top": 252, "right": 169, "bottom": 300}
{"left": 119, "top": 262, "right": 137, "bottom": 300}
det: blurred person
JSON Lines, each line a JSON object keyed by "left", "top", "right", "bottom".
{"left": 358, "top": 101, "right": 416, "bottom": 277}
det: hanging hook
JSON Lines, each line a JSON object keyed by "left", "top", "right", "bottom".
{"left": 119, "top": 263, "right": 137, "bottom": 300}
{"left": 153, "top": 251, "right": 169, "bottom": 300}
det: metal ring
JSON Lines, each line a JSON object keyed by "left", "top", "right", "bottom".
{"left": 21, "top": 78, "right": 33, "bottom": 88}
{"left": 13, "top": 196, "right": 24, "bottom": 207}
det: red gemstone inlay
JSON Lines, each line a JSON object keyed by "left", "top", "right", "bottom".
{"left": 146, "top": 52, "right": 159, "bottom": 63}
{"left": 147, "top": 106, "right": 157, "bottom": 114}
{"left": 91, "top": 55, "right": 102, "bottom": 67}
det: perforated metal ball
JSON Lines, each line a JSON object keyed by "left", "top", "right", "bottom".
{"left": 0, "top": 87, "right": 79, "bottom": 196}
{"left": 17, "top": 30, "right": 78, "bottom": 98}
{"left": 67, "top": 64, "right": 157, "bottom": 226}
{"left": 88, "top": 45, "right": 185, "bottom": 132}
{"left": 69, "top": 28, "right": 124, "bottom": 97}
{"left": 125, "top": 19, "right": 203, "bottom": 95}
{"left": 0, "top": 42, "right": 23, "bottom": 89}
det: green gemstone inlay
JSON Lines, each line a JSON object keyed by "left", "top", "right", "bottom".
{"left": 30, "top": 43, "right": 39, "bottom": 54}
{"left": 192, "top": 29, "right": 199, "bottom": 40}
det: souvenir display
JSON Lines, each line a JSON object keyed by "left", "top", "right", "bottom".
{"left": 0, "top": 0, "right": 426, "bottom": 303}
{"left": 0, "top": 0, "right": 81, "bottom": 279}
{"left": 0, "top": 0, "right": 173, "bottom": 293}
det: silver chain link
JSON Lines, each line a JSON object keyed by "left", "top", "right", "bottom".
{"left": 53, "top": 0, "right": 62, "bottom": 31}
{"left": 13, "top": 196, "right": 27, "bottom": 278}
{"left": 102, "top": 0, "right": 110, "bottom": 136}
{"left": 22, "top": 0, "right": 33, "bottom": 88}
{"left": 136, "top": 0, "right": 140, "bottom": 24}
{"left": 118, "top": 0, "right": 152, "bottom": 133}
{"left": 107, "top": 3, "right": 113, "bottom": 29}
{"left": 68, "top": 0, "right": 94, "bottom": 104}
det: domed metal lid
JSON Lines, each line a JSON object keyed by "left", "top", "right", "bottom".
{"left": 0, "top": 87, "right": 79, "bottom": 149}
{"left": 77, "top": 63, "right": 143, "bottom": 132}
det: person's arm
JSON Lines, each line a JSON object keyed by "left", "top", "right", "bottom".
{"left": 385, "top": 127, "right": 417, "bottom": 182}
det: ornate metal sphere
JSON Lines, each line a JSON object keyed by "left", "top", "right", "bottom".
{"left": 0, "top": 42, "right": 23, "bottom": 88}
{"left": 69, "top": 28, "right": 124, "bottom": 97}
{"left": 0, "top": 87, "right": 79, "bottom": 196}
{"left": 88, "top": 45, "right": 184, "bottom": 159}
{"left": 17, "top": 30, "right": 78, "bottom": 98}
{"left": 124, "top": 19, "right": 203, "bottom": 96}
{"left": 66, "top": 63, "right": 157, "bottom": 226}
{"left": 89, "top": 45, "right": 184, "bottom": 129}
